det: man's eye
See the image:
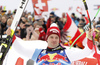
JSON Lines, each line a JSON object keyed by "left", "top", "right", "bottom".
{"left": 50, "top": 36, "right": 53, "bottom": 38}
{"left": 56, "top": 37, "right": 58, "bottom": 39}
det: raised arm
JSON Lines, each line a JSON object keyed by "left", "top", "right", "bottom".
{"left": 66, "top": 29, "right": 94, "bottom": 62}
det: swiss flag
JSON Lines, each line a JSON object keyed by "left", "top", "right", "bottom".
{"left": 32, "top": 0, "right": 48, "bottom": 18}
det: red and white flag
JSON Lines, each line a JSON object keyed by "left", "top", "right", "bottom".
{"left": 32, "top": 0, "right": 48, "bottom": 19}
{"left": 62, "top": 13, "right": 86, "bottom": 47}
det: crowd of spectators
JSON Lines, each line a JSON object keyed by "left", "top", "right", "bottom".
{"left": 0, "top": 7, "right": 100, "bottom": 49}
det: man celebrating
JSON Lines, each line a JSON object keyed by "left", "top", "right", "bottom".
{"left": 35, "top": 23, "right": 71, "bottom": 65}
{"left": 5, "top": 23, "right": 93, "bottom": 65}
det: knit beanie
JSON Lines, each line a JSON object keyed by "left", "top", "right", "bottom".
{"left": 38, "top": 27, "right": 46, "bottom": 40}
{"left": 45, "top": 23, "right": 60, "bottom": 41}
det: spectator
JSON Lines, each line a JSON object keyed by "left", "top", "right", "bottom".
{"left": 28, "top": 15, "right": 33, "bottom": 25}
{"left": 15, "top": 26, "right": 21, "bottom": 38}
{"left": 60, "top": 12, "right": 67, "bottom": 25}
{"left": 78, "top": 19, "right": 86, "bottom": 33}
{"left": 0, "top": 15, "right": 2, "bottom": 22}
{"left": 38, "top": 18, "right": 47, "bottom": 33}
{"left": 96, "top": 24, "right": 100, "bottom": 31}
{"left": 19, "top": 18, "right": 27, "bottom": 39}
{"left": 6, "top": 10, "right": 12, "bottom": 18}
{"left": 71, "top": 13, "right": 77, "bottom": 22}
{"left": 95, "top": 32, "right": 100, "bottom": 50}
{"left": 93, "top": 20, "right": 96, "bottom": 28}
{"left": 1, "top": 16, "right": 7, "bottom": 35}
{"left": 97, "top": 17, "right": 100, "bottom": 25}
{"left": 46, "top": 11, "right": 55, "bottom": 29}
{"left": 81, "top": 14, "right": 85, "bottom": 19}
{"left": 71, "top": 13, "right": 79, "bottom": 26}
{"left": 6, "top": 18, "right": 12, "bottom": 28}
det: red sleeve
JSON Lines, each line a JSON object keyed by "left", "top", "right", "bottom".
{"left": 46, "top": 18, "right": 51, "bottom": 29}
{"left": 87, "top": 38, "right": 93, "bottom": 50}
{"left": 38, "top": 32, "right": 46, "bottom": 40}
{"left": 38, "top": 28, "right": 46, "bottom": 40}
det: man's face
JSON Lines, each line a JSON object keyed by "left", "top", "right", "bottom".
{"left": 51, "top": 17, "right": 55, "bottom": 23}
{"left": 47, "top": 34, "right": 59, "bottom": 48}
{"left": 99, "top": 18, "right": 100, "bottom": 21}
{"left": 97, "top": 27, "right": 100, "bottom": 30}
{"left": 49, "top": 14, "right": 54, "bottom": 18}
{"left": 1, "top": 16, "right": 6, "bottom": 23}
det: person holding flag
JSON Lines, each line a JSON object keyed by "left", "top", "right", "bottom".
{"left": 5, "top": 22, "right": 94, "bottom": 65}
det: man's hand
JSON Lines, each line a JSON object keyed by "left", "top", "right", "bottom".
{"left": 26, "top": 26, "right": 34, "bottom": 35}
{"left": 88, "top": 28, "right": 93, "bottom": 40}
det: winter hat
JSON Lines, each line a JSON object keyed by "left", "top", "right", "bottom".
{"left": 50, "top": 11, "right": 55, "bottom": 15}
{"left": 28, "top": 15, "right": 32, "bottom": 19}
{"left": 38, "top": 27, "right": 46, "bottom": 40}
{"left": 45, "top": 23, "right": 60, "bottom": 41}
{"left": 39, "top": 27, "right": 44, "bottom": 33}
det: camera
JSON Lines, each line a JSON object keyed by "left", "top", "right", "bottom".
{"left": 25, "top": 24, "right": 30, "bottom": 27}
{"left": 50, "top": 16, "right": 54, "bottom": 18}
{"left": 1, "top": 10, "right": 7, "bottom": 12}
{"left": 15, "top": 31, "right": 19, "bottom": 33}
{"left": 21, "top": 21, "right": 25, "bottom": 24}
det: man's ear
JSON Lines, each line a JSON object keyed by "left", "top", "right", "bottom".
{"left": 47, "top": 40, "right": 48, "bottom": 42}
{"left": 46, "top": 39, "right": 48, "bottom": 42}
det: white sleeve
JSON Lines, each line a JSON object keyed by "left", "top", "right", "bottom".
{"left": 3, "top": 37, "right": 47, "bottom": 65}
{"left": 12, "top": 37, "right": 47, "bottom": 58}
{"left": 65, "top": 43, "right": 93, "bottom": 62}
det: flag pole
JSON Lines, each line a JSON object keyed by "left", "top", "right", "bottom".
{"left": 82, "top": 0, "right": 100, "bottom": 65}
{"left": 92, "top": 8, "right": 100, "bottom": 22}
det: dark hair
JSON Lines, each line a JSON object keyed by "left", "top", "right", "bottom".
{"left": 25, "top": 24, "right": 31, "bottom": 27}
{"left": 72, "top": 13, "right": 75, "bottom": 16}
{"left": 80, "top": 19, "right": 85, "bottom": 22}
{"left": 1, "top": 10, "right": 7, "bottom": 12}
{"left": 77, "top": 18, "right": 80, "bottom": 21}
{"left": 50, "top": 16, "right": 55, "bottom": 18}
{"left": 50, "top": 12, "right": 54, "bottom": 15}
{"left": 82, "top": 14, "right": 85, "bottom": 17}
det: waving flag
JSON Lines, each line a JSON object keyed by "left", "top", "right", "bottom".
{"left": 62, "top": 13, "right": 86, "bottom": 47}
{"left": 32, "top": 0, "right": 48, "bottom": 19}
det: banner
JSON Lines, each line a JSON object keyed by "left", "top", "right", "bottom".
{"left": 32, "top": 0, "right": 48, "bottom": 19}
{"left": 3, "top": 37, "right": 47, "bottom": 65}
{"left": 31, "top": 0, "right": 100, "bottom": 21}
